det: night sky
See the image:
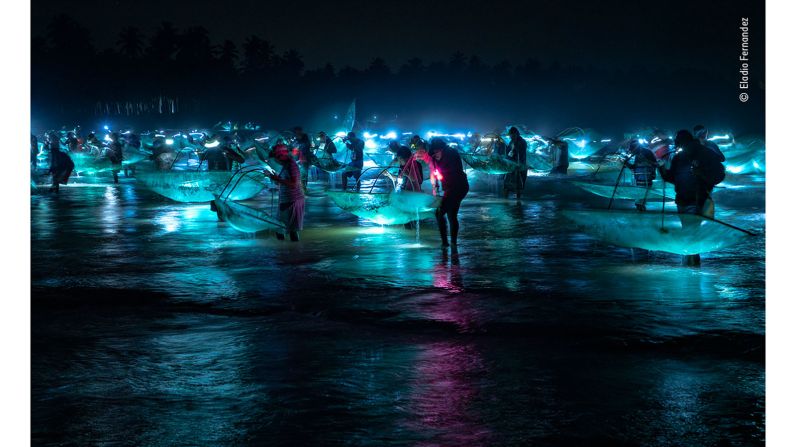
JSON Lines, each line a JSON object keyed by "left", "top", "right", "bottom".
{"left": 32, "top": 0, "right": 764, "bottom": 74}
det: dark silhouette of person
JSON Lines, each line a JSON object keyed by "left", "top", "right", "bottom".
{"left": 342, "top": 131, "right": 364, "bottom": 191}
{"left": 106, "top": 132, "right": 124, "bottom": 183}
{"left": 659, "top": 129, "right": 723, "bottom": 266}
{"left": 427, "top": 138, "right": 469, "bottom": 248}
{"left": 549, "top": 138, "right": 569, "bottom": 174}
{"left": 504, "top": 126, "right": 528, "bottom": 200}
{"left": 318, "top": 131, "right": 337, "bottom": 157}
{"left": 46, "top": 132, "right": 74, "bottom": 193}
{"left": 265, "top": 144, "right": 305, "bottom": 242}
{"left": 693, "top": 125, "right": 726, "bottom": 162}
{"left": 625, "top": 138, "right": 658, "bottom": 211}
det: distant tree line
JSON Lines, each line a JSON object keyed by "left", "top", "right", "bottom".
{"left": 32, "top": 14, "right": 763, "bottom": 135}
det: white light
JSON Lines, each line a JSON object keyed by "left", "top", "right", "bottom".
{"left": 727, "top": 165, "right": 743, "bottom": 174}
{"left": 380, "top": 131, "right": 397, "bottom": 140}
{"left": 363, "top": 132, "right": 377, "bottom": 139}
{"left": 452, "top": 133, "right": 466, "bottom": 140}
{"left": 402, "top": 132, "right": 413, "bottom": 135}
{"left": 204, "top": 140, "right": 220, "bottom": 148}
{"left": 165, "top": 138, "right": 174, "bottom": 145}
{"left": 600, "top": 138, "right": 612, "bottom": 143}
{"left": 638, "top": 138, "right": 648, "bottom": 145}
{"left": 103, "top": 134, "right": 112, "bottom": 142}
{"left": 103, "top": 125, "right": 109, "bottom": 130}
{"left": 575, "top": 139, "right": 587, "bottom": 148}
{"left": 364, "top": 139, "right": 378, "bottom": 149}
{"left": 708, "top": 134, "right": 731, "bottom": 141}
{"left": 335, "top": 131, "right": 347, "bottom": 138}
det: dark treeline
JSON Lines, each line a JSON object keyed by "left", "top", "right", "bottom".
{"left": 32, "top": 14, "right": 764, "bottom": 136}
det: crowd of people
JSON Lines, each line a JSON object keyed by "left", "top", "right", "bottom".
{"left": 31, "top": 123, "right": 728, "bottom": 261}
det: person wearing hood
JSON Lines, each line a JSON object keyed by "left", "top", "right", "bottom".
{"left": 342, "top": 131, "right": 364, "bottom": 191}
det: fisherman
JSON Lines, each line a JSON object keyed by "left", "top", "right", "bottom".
{"left": 106, "top": 132, "right": 124, "bottom": 183}
{"left": 65, "top": 131, "right": 80, "bottom": 153}
{"left": 626, "top": 138, "right": 658, "bottom": 211}
{"left": 549, "top": 138, "right": 569, "bottom": 174}
{"left": 388, "top": 145, "right": 423, "bottom": 192}
{"left": 693, "top": 125, "right": 726, "bottom": 218}
{"left": 222, "top": 135, "right": 246, "bottom": 167}
{"left": 265, "top": 143, "right": 305, "bottom": 242}
{"left": 342, "top": 131, "right": 364, "bottom": 191}
{"left": 293, "top": 126, "right": 312, "bottom": 188}
{"left": 202, "top": 139, "right": 231, "bottom": 171}
{"left": 122, "top": 132, "right": 141, "bottom": 177}
{"left": 693, "top": 125, "right": 726, "bottom": 162}
{"left": 659, "top": 130, "right": 724, "bottom": 266}
{"left": 504, "top": 126, "right": 528, "bottom": 200}
{"left": 467, "top": 133, "right": 482, "bottom": 152}
{"left": 46, "top": 132, "right": 74, "bottom": 193}
{"left": 427, "top": 138, "right": 469, "bottom": 248}
{"left": 318, "top": 131, "right": 337, "bottom": 158}
{"left": 84, "top": 132, "right": 104, "bottom": 155}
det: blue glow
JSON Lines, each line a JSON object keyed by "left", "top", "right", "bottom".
{"left": 708, "top": 134, "right": 731, "bottom": 141}
{"left": 638, "top": 138, "right": 649, "bottom": 145}
{"left": 363, "top": 132, "right": 377, "bottom": 139}
{"left": 336, "top": 131, "right": 347, "bottom": 138}
{"left": 165, "top": 138, "right": 174, "bottom": 145}
{"left": 364, "top": 139, "right": 378, "bottom": 149}
{"left": 103, "top": 134, "right": 112, "bottom": 142}
{"left": 380, "top": 131, "right": 398, "bottom": 140}
{"left": 600, "top": 138, "right": 612, "bottom": 143}
{"left": 204, "top": 140, "right": 220, "bottom": 148}
{"left": 103, "top": 125, "right": 109, "bottom": 130}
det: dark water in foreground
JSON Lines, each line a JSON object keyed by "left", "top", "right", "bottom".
{"left": 31, "top": 174, "right": 765, "bottom": 446}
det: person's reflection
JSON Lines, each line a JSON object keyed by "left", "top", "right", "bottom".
{"left": 434, "top": 247, "right": 464, "bottom": 293}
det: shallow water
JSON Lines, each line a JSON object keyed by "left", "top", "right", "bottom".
{"left": 31, "top": 172, "right": 765, "bottom": 446}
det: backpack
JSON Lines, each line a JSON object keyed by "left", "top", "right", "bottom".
{"left": 693, "top": 143, "right": 726, "bottom": 187}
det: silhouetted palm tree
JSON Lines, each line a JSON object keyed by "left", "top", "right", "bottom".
{"left": 117, "top": 26, "right": 144, "bottom": 59}
{"left": 147, "top": 22, "right": 179, "bottom": 62}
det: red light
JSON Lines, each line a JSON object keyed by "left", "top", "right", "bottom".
{"left": 434, "top": 169, "right": 443, "bottom": 181}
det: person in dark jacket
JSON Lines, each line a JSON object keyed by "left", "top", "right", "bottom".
{"left": 693, "top": 125, "right": 726, "bottom": 162}
{"left": 427, "top": 138, "right": 469, "bottom": 248}
{"left": 626, "top": 138, "right": 658, "bottom": 211}
{"left": 503, "top": 126, "right": 528, "bottom": 200}
{"left": 106, "top": 132, "right": 124, "bottom": 183}
{"left": 46, "top": 132, "right": 74, "bottom": 192}
{"left": 549, "top": 138, "right": 569, "bottom": 174}
{"left": 659, "top": 129, "right": 723, "bottom": 266}
{"left": 342, "top": 131, "right": 364, "bottom": 191}
{"left": 318, "top": 131, "right": 337, "bottom": 157}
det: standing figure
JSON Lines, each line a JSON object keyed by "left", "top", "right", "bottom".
{"left": 659, "top": 130, "right": 724, "bottom": 266}
{"left": 549, "top": 138, "right": 569, "bottom": 175}
{"left": 266, "top": 144, "right": 305, "bottom": 242}
{"left": 504, "top": 126, "right": 528, "bottom": 200}
{"left": 626, "top": 139, "right": 658, "bottom": 211}
{"left": 342, "top": 131, "right": 364, "bottom": 191}
{"left": 293, "top": 127, "right": 312, "bottom": 188}
{"left": 425, "top": 138, "right": 469, "bottom": 248}
{"left": 46, "top": 132, "right": 74, "bottom": 193}
{"left": 106, "top": 132, "right": 124, "bottom": 183}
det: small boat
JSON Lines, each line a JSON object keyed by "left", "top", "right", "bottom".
{"left": 562, "top": 209, "right": 751, "bottom": 255}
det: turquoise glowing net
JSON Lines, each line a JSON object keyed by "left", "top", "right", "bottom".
{"left": 572, "top": 180, "right": 669, "bottom": 201}
{"left": 562, "top": 210, "right": 750, "bottom": 255}
{"left": 326, "top": 190, "right": 441, "bottom": 225}
{"left": 460, "top": 153, "right": 524, "bottom": 174}
{"left": 213, "top": 198, "right": 284, "bottom": 233}
{"left": 137, "top": 170, "right": 265, "bottom": 202}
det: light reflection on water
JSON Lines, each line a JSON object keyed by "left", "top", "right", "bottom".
{"left": 32, "top": 175, "right": 765, "bottom": 445}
